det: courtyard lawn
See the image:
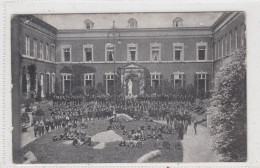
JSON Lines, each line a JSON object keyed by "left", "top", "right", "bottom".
{"left": 20, "top": 119, "right": 183, "bottom": 163}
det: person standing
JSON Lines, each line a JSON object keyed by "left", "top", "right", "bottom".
{"left": 194, "top": 121, "right": 198, "bottom": 135}
{"left": 178, "top": 122, "right": 184, "bottom": 140}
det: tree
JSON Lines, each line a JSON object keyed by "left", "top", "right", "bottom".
{"left": 208, "top": 48, "right": 246, "bottom": 161}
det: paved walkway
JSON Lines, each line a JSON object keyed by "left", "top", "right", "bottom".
{"left": 21, "top": 126, "right": 55, "bottom": 148}
{"left": 155, "top": 120, "right": 222, "bottom": 162}
{"left": 21, "top": 126, "right": 37, "bottom": 148}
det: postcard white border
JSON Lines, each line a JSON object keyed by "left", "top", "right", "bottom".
{"left": 1, "top": 0, "right": 260, "bottom": 167}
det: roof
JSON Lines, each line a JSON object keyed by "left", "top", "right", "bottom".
{"left": 34, "top": 12, "right": 223, "bottom": 30}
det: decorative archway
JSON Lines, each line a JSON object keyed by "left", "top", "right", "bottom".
{"left": 120, "top": 63, "right": 145, "bottom": 96}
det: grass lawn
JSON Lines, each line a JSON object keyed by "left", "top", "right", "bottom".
{"left": 20, "top": 119, "right": 183, "bottom": 163}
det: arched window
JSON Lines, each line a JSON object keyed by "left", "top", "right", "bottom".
{"left": 128, "top": 18, "right": 137, "bottom": 28}
{"left": 84, "top": 19, "right": 94, "bottom": 29}
{"left": 173, "top": 17, "right": 183, "bottom": 27}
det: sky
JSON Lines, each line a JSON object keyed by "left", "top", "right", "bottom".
{"left": 35, "top": 12, "right": 223, "bottom": 30}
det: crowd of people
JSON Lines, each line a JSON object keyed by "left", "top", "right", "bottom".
{"left": 33, "top": 94, "right": 196, "bottom": 140}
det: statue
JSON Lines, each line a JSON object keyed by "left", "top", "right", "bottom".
{"left": 128, "top": 79, "right": 133, "bottom": 96}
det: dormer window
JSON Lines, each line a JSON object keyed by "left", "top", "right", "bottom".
{"left": 128, "top": 18, "right": 137, "bottom": 28}
{"left": 84, "top": 19, "right": 94, "bottom": 29}
{"left": 173, "top": 17, "right": 183, "bottom": 27}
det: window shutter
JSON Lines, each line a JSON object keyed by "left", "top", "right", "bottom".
{"left": 206, "top": 74, "right": 210, "bottom": 93}
{"left": 171, "top": 74, "right": 174, "bottom": 86}
{"left": 183, "top": 74, "right": 186, "bottom": 89}
{"left": 71, "top": 75, "right": 74, "bottom": 93}
{"left": 194, "top": 74, "right": 197, "bottom": 91}
{"left": 60, "top": 75, "right": 63, "bottom": 94}
{"left": 160, "top": 74, "right": 163, "bottom": 92}
{"left": 93, "top": 74, "right": 95, "bottom": 87}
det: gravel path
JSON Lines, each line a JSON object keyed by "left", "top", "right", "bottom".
{"left": 155, "top": 120, "right": 222, "bottom": 162}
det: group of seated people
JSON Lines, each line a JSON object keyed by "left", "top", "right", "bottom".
{"left": 52, "top": 122, "right": 92, "bottom": 146}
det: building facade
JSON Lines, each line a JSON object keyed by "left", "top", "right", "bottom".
{"left": 11, "top": 12, "right": 246, "bottom": 97}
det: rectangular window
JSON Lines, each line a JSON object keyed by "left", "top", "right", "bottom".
{"left": 150, "top": 43, "right": 161, "bottom": 61}
{"left": 105, "top": 73, "right": 114, "bottom": 95}
{"left": 84, "top": 73, "right": 94, "bottom": 87}
{"left": 127, "top": 44, "right": 138, "bottom": 62}
{"left": 229, "top": 31, "right": 232, "bottom": 54}
{"left": 196, "top": 72, "right": 208, "bottom": 93}
{"left": 61, "top": 73, "right": 72, "bottom": 94}
{"left": 39, "top": 41, "right": 43, "bottom": 59}
{"left": 63, "top": 47, "right": 71, "bottom": 62}
{"left": 241, "top": 24, "right": 245, "bottom": 47}
{"left": 173, "top": 43, "right": 184, "bottom": 61}
{"left": 105, "top": 44, "right": 115, "bottom": 62}
{"left": 225, "top": 35, "right": 228, "bottom": 56}
{"left": 221, "top": 38, "right": 224, "bottom": 58}
{"left": 150, "top": 73, "right": 161, "bottom": 90}
{"left": 197, "top": 42, "right": 207, "bottom": 61}
{"left": 33, "top": 39, "right": 37, "bottom": 58}
{"left": 25, "top": 36, "right": 30, "bottom": 56}
{"left": 217, "top": 41, "right": 220, "bottom": 59}
{"left": 235, "top": 28, "right": 238, "bottom": 49}
{"left": 46, "top": 43, "right": 50, "bottom": 61}
{"left": 52, "top": 73, "right": 55, "bottom": 93}
{"left": 214, "top": 42, "right": 217, "bottom": 60}
{"left": 172, "top": 73, "right": 184, "bottom": 89}
{"left": 83, "top": 44, "right": 93, "bottom": 62}
{"left": 51, "top": 44, "right": 55, "bottom": 62}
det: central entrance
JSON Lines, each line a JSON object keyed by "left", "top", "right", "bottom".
{"left": 120, "top": 63, "right": 145, "bottom": 97}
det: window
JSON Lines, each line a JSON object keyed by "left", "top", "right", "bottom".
{"left": 46, "top": 43, "right": 50, "bottom": 61}
{"left": 221, "top": 38, "right": 224, "bottom": 58}
{"left": 171, "top": 72, "right": 185, "bottom": 89}
{"left": 39, "top": 41, "right": 43, "bottom": 59}
{"left": 105, "top": 73, "right": 114, "bottom": 95}
{"left": 25, "top": 36, "right": 30, "bottom": 56}
{"left": 127, "top": 43, "right": 138, "bottom": 62}
{"left": 51, "top": 44, "right": 55, "bottom": 62}
{"left": 195, "top": 72, "right": 210, "bottom": 93}
{"left": 128, "top": 18, "right": 137, "bottom": 28}
{"left": 229, "top": 31, "right": 232, "bottom": 53}
{"left": 150, "top": 72, "right": 161, "bottom": 90}
{"left": 235, "top": 28, "right": 238, "bottom": 49}
{"left": 105, "top": 43, "right": 115, "bottom": 62}
{"left": 26, "top": 73, "right": 30, "bottom": 95}
{"left": 84, "top": 19, "right": 94, "bottom": 29}
{"left": 173, "top": 17, "right": 183, "bottom": 27}
{"left": 225, "top": 35, "right": 228, "bottom": 56}
{"left": 173, "top": 43, "right": 184, "bottom": 61}
{"left": 33, "top": 39, "right": 37, "bottom": 58}
{"left": 241, "top": 24, "right": 245, "bottom": 47}
{"left": 196, "top": 42, "right": 207, "bottom": 61}
{"left": 40, "top": 74, "right": 44, "bottom": 97}
{"left": 46, "top": 73, "right": 50, "bottom": 94}
{"left": 61, "top": 73, "right": 72, "bottom": 94}
{"left": 217, "top": 40, "right": 220, "bottom": 59}
{"left": 83, "top": 44, "right": 93, "bottom": 62}
{"left": 150, "top": 43, "right": 161, "bottom": 62}
{"left": 84, "top": 73, "right": 94, "bottom": 87}
{"left": 62, "top": 46, "right": 71, "bottom": 62}
{"left": 51, "top": 73, "right": 55, "bottom": 93}
{"left": 214, "top": 42, "right": 217, "bottom": 60}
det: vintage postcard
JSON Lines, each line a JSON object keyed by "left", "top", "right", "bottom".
{"left": 1, "top": 0, "right": 260, "bottom": 167}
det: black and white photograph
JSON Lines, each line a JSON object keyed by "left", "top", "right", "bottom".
{"left": 9, "top": 11, "right": 247, "bottom": 164}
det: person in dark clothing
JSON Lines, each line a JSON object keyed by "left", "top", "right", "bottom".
{"left": 178, "top": 122, "right": 184, "bottom": 140}
{"left": 194, "top": 121, "right": 198, "bottom": 135}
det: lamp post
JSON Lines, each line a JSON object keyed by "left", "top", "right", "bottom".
{"left": 107, "top": 21, "right": 121, "bottom": 106}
